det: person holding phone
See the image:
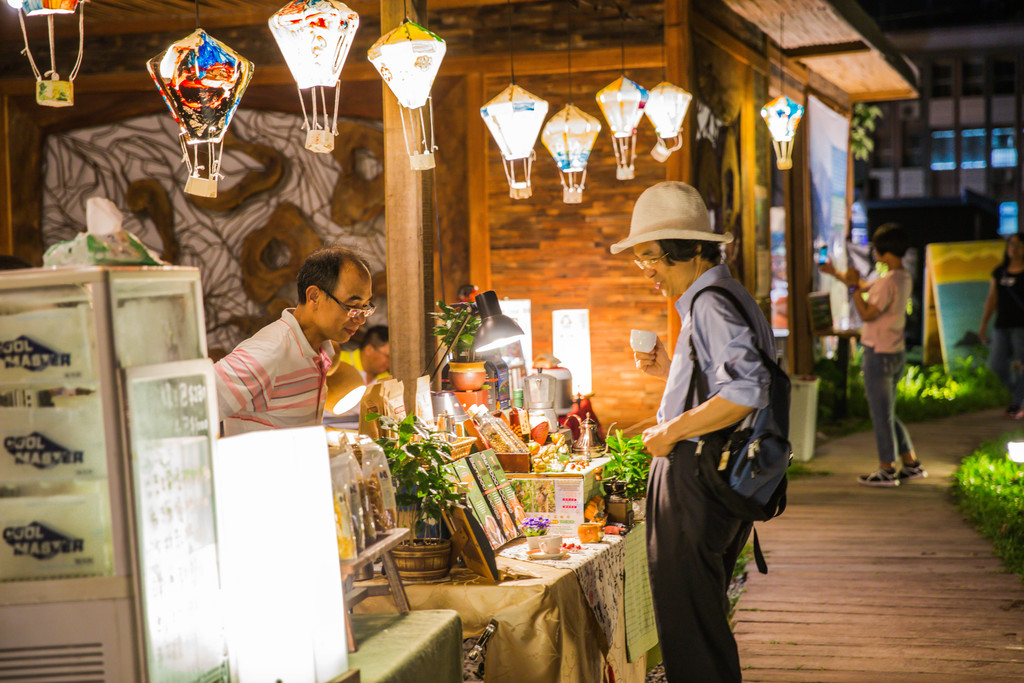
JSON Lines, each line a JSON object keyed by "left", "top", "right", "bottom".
{"left": 820, "top": 223, "right": 924, "bottom": 486}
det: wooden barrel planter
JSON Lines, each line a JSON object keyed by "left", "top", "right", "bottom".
{"left": 391, "top": 538, "right": 452, "bottom": 582}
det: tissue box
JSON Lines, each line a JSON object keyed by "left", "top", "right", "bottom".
{"left": 507, "top": 458, "right": 607, "bottom": 536}
{"left": 0, "top": 483, "right": 113, "bottom": 581}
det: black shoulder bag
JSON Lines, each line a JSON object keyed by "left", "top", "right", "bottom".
{"left": 675, "top": 285, "right": 792, "bottom": 572}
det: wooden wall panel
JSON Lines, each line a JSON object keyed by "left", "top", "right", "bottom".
{"left": 485, "top": 67, "right": 669, "bottom": 431}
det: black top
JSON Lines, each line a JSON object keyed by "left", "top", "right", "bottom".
{"left": 993, "top": 265, "right": 1024, "bottom": 328}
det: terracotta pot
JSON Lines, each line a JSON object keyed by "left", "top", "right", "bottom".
{"left": 391, "top": 538, "right": 453, "bottom": 582}
{"left": 450, "top": 361, "right": 486, "bottom": 391}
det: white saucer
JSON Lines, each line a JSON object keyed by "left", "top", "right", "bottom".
{"left": 528, "top": 552, "right": 569, "bottom": 560}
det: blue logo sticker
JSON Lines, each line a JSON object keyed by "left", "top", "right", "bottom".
{"left": 4, "top": 432, "right": 84, "bottom": 469}
{"left": 3, "top": 521, "right": 84, "bottom": 560}
{"left": 0, "top": 336, "right": 71, "bottom": 372}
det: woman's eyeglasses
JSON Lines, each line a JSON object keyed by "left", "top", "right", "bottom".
{"left": 633, "top": 253, "right": 670, "bottom": 270}
{"left": 321, "top": 288, "right": 376, "bottom": 319}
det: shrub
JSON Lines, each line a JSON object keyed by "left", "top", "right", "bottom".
{"left": 951, "top": 433, "right": 1024, "bottom": 581}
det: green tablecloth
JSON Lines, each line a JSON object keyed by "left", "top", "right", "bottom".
{"left": 348, "top": 609, "right": 462, "bottom": 683}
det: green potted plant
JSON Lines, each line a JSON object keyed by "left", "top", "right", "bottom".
{"left": 431, "top": 300, "right": 485, "bottom": 391}
{"left": 374, "top": 413, "right": 463, "bottom": 581}
{"left": 603, "top": 430, "right": 651, "bottom": 519}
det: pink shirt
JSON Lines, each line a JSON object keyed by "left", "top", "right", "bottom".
{"left": 860, "top": 269, "right": 912, "bottom": 353}
{"left": 214, "top": 309, "right": 334, "bottom": 436}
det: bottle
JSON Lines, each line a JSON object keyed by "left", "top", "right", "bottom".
{"left": 513, "top": 389, "right": 524, "bottom": 409}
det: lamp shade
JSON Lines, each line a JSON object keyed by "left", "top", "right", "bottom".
{"left": 474, "top": 290, "right": 524, "bottom": 352}
{"left": 644, "top": 81, "right": 692, "bottom": 139}
{"left": 325, "top": 360, "right": 367, "bottom": 415}
{"left": 147, "top": 29, "right": 254, "bottom": 145}
{"left": 6, "top": 0, "right": 77, "bottom": 15}
{"left": 367, "top": 19, "right": 445, "bottom": 110}
{"left": 480, "top": 83, "right": 549, "bottom": 199}
{"left": 760, "top": 95, "right": 804, "bottom": 170}
{"left": 595, "top": 75, "right": 648, "bottom": 138}
{"left": 541, "top": 104, "right": 601, "bottom": 173}
{"left": 269, "top": 0, "right": 359, "bottom": 90}
{"left": 480, "top": 83, "right": 548, "bottom": 161}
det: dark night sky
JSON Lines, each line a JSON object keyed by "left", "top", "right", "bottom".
{"left": 858, "top": 0, "right": 1024, "bottom": 31}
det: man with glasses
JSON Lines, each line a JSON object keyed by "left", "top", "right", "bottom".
{"left": 215, "top": 246, "right": 375, "bottom": 435}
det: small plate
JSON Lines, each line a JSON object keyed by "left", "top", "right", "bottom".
{"left": 529, "top": 552, "right": 569, "bottom": 560}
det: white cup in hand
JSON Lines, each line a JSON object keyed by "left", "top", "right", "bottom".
{"left": 630, "top": 329, "right": 658, "bottom": 353}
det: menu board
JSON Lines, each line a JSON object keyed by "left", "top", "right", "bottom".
{"left": 124, "top": 360, "right": 229, "bottom": 683}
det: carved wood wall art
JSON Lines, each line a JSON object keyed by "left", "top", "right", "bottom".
{"left": 125, "top": 178, "right": 177, "bottom": 263}
{"left": 330, "top": 120, "right": 385, "bottom": 227}
{"left": 187, "top": 133, "right": 285, "bottom": 212}
{"left": 240, "top": 202, "right": 322, "bottom": 304}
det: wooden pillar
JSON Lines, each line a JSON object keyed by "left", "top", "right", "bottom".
{"left": 785, "top": 90, "right": 814, "bottom": 375}
{"left": 466, "top": 72, "right": 491, "bottom": 291}
{"left": 381, "top": 0, "right": 434, "bottom": 403}
{"left": 0, "top": 95, "right": 11, "bottom": 257}
{"left": 741, "top": 64, "right": 758, "bottom": 296}
{"left": 665, "top": 0, "right": 692, "bottom": 352}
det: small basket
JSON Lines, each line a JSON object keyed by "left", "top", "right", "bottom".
{"left": 449, "top": 436, "right": 478, "bottom": 461}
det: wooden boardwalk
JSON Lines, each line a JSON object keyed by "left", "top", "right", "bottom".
{"left": 735, "top": 409, "right": 1024, "bottom": 682}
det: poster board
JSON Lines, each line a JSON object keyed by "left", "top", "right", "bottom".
{"left": 123, "top": 359, "right": 229, "bottom": 683}
{"left": 924, "top": 241, "right": 1003, "bottom": 366}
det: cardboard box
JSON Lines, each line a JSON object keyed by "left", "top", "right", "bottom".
{"left": 0, "top": 399, "right": 107, "bottom": 483}
{"left": 507, "top": 458, "right": 608, "bottom": 536}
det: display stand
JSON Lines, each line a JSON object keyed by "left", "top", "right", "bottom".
{"left": 340, "top": 527, "right": 412, "bottom": 651}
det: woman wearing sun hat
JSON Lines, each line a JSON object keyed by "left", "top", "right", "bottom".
{"left": 612, "top": 181, "right": 774, "bottom": 682}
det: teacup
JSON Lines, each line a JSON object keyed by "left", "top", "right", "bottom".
{"left": 539, "top": 534, "right": 563, "bottom": 555}
{"left": 630, "top": 329, "right": 658, "bottom": 353}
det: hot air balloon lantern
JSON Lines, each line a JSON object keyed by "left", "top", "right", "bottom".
{"left": 147, "top": 29, "right": 254, "bottom": 197}
{"left": 644, "top": 81, "right": 692, "bottom": 163}
{"left": 480, "top": 84, "right": 549, "bottom": 199}
{"left": 595, "top": 75, "right": 648, "bottom": 180}
{"left": 6, "top": 0, "right": 85, "bottom": 107}
{"left": 269, "top": 0, "right": 359, "bottom": 154}
{"left": 368, "top": 20, "right": 446, "bottom": 170}
{"left": 541, "top": 104, "right": 601, "bottom": 204}
{"left": 760, "top": 94, "right": 803, "bottom": 170}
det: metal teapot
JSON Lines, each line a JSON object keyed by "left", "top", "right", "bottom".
{"left": 569, "top": 415, "right": 606, "bottom": 459}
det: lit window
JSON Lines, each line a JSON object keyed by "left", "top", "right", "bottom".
{"left": 999, "top": 202, "right": 1018, "bottom": 236}
{"left": 961, "top": 129, "right": 987, "bottom": 169}
{"left": 931, "top": 130, "right": 956, "bottom": 170}
{"left": 992, "top": 128, "right": 1017, "bottom": 168}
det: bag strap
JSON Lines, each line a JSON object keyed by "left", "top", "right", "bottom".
{"left": 752, "top": 528, "right": 768, "bottom": 574}
{"left": 684, "top": 284, "right": 776, "bottom": 412}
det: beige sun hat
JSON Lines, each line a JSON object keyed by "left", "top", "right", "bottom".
{"left": 609, "top": 181, "right": 733, "bottom": 254}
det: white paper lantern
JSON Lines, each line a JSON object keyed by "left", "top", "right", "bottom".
{"left": 760, "top": 95, "right": 804, "bottom": 170}
{"left": 541, "top": 104, "right": 601, "bottom": 204}
{"left": 480, "top": 84, "right": 549, "bottom": 199}
{"left": 595, "top": 75, "right": 648, "bottom": 180}
{"left": 644, "top": 81, "right": 692, "bottom": 162}
{"left": 269, "top": 0, "right": 360, "bottom": 153}
{"left": 368, "top": 19, "right": 446, "bottom": 170}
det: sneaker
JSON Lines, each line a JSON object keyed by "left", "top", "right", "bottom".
{"left": 858, "top": 468, "right": 900, "bottom": 487}
{"left": 1006, "top": 405, "right": 1021, "bottom": 418}
{"left": 897, "top": 461, "right": 928, "bottom": 482}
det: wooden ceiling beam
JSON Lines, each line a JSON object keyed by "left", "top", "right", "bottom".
{"left": 783, "top": 40, "right": 869, "bottom": 59}
{"left": 0, "top": 44, "right": 663, "bottom": 94}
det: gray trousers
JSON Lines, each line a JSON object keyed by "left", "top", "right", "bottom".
{"left": 646, "top": 441, "right": 752, "bottom": 682}
{"left": 863, "top": 346, "right": 914, "bottom": 465}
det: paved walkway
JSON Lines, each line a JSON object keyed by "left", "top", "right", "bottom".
{"left": 735, "top": 408, "right": 1024, "bottom": 682}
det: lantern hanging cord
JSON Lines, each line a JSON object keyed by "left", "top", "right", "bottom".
{"left": 566, "top": 0, "right": 573, "bottom": 104}
{"left": 69, "top": 4, "right": 85, "bottom": 81}
{"left": 619, "top": 9, "right": 625, "bottom": 76}
{"left": 506, "top": 0, "right": 515, "bottom": 84}
{"left": 46, "top": 16, "right": 57, "bottom": 79}
{"left": 194, "top": 0, "right": 200, "bottom": 29}
{"left": 17, "top": 11, "right": 42, "bottom": 81}
{"left": 778, "top": 14, "right": 784, "bottom": 95}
